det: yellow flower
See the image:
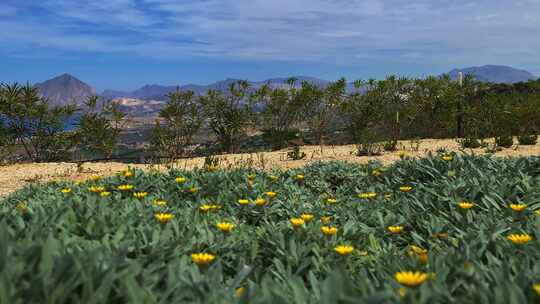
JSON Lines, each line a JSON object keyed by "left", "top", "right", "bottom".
{"left": 247, "top": 174, "right": 256, "bottom": 181}
{"left": 122, "top": 170, "right": 134, "bottom": 177}
{"left": 398, "top": 151, "right": 408, "bottom": 158}
{"left": 458, "top": 202, "right": 474, "bottom": 210}
{"left": 191, "top": 253, "right": 216, "bottom": 266}
{"left": 295, "top": 174, "right": 305, "bottom": 181}
{"left": 216, "top": 222, "right": 235, "bottom": 233}
{"left": 100, "top": 191, "right": 111, "bottom": 197}
{"left": 535, "top": 209, "right": 540, "bottom": 216}
{"left": 175, "top": 177, "right": 187, "bottom": 184}
{"left": 388, "top": 226, "right": 404, "bottom": 234}
{"left": 238, "top": 199, "right": 250, "bottom": 206}
{"left": 154, "top": 213, "right": 174, "bottom": 223}
{"left": 265, "top": 191, "right": 277, "bottom": 198}
{"left": 509, "top": 203, "right": 527, "bottom": 212}
{"left": 358, "top": 192, "right": 377, "bottom": 199}
{"left": 235, "top": 287, "right": 246, "bottom": 297}
{"left": 89, "top": 186, "right": 106, "bottom": 193}
{"left": 89, "top": 175, "right": 101, "bottom": 181}
{"left": 320, "top": 216, "right": 332, "bottom": 224}
{"left": 300, "top": 213, "right": 314, "bottom": 222}
{"left": 133, "top": 192, "right": 148, "bottom": 199}
{"left": 321, "top": 226, "right": 338, "bottom": 236}
{"left": 533, "top": 283, "right": 540, "bottom": 296}
{"left": 334, "top": 245, "right": 354, "bottom": 256}
{"left": 199, "top": 204, "right": 212, "bottom": 212}
{"left": 327, "top": 198, "right": 338, "bottom": 205}
{"left": 207, "top": 164, "right": 218, "bottom": 172}
{"left": 290, "top": 218, "right": 305, "bottom": 227}
{"left": 269, "top": 175, "right": 278, "bottom": 182}
{"left": 442, "top": 155, "right": 453, "bottom": 161}
{"left": 117, "top": 184, "right": 134, "bottom": 191}
{"left": 189, "top": 187, "right": 198, "bottom": 194}
{"left": 408, "top": 245, "right": 428, "bottom": 265}
{"left": 399, "top": 186, "right": 413, "bottom": 192}
{"left": 61, "top": 188, "right": 72, "bottom": 194}
{"left": 372, "top": 169, "right": 382, "bottom": 177}
{"left": 395, "top": 271, "right": 429, "bottom": 287}
{"left": 153, "top": 199, "right": 167, "bottom": 206}
{"left": 210, "top": 204, "right": 221, "bottom": 211}
{"left": 16, "top": 202, "right": 27, "bottom": 213}
{"left": 507, "top": 233, "right": 532, "bottom": 245}
{"left": 255, "top": 198, "right": 266, "bottom": 206}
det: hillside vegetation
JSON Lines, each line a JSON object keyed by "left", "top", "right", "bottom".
{"left": 1, "top": 75, "right": 539, "bottom": 163}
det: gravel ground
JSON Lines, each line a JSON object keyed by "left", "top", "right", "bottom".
{"left": 1, "top": 138, "right": 539, "bottom": 197}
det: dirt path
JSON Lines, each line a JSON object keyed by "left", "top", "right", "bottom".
{"left": 1, "top": 138, "right": 539, "bottom": 197}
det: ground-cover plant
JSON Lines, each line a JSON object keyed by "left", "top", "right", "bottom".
{"left": 1, "top": 148, "right": 540, "bottom": 303}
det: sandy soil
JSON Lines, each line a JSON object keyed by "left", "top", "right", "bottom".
{"left": 1, "top": 138, "right": 539, "bottom": 197}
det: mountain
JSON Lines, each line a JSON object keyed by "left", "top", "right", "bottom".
{"left": 107, "top": 76, "right": 331, "bottom": 101}
{"left": 35, "top": 73, "right": 96, "bottom": 106}
{"left": 448, "top": 65, "right": 536, "bottom": 84}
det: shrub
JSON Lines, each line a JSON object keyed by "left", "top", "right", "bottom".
{"left": 199, "top": 81, "right": 253, "bottom": 153}
{"left": 286, "top": 145, "right": 306, "bottom": 160}
{"left": 77, "top": 96, "right": 126, "bottom": 159}
{"left": 0, "top": 83, "right": 78, "bottom": 162}
{"left": 457, "top": 137, "right": 482, "bottom": 149}
{"left": 150, "top": 89, "right": 203, "bottom": 160}
{"left": 495, "top": 135, "right": 514, "bottom": 148}
{"left": 383, "top": 139, "right": 397, "bottom": 151}
{"left": 252, "top": 78, "right": 307, "bottom": 149}
{"left": 517, "top": 134, "right": 537, "bottom": 145}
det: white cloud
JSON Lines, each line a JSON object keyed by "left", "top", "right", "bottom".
{"left": 0, "top": 0, "right": 539, "bottom": 73}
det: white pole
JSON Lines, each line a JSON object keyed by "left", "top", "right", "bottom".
{"left": 458, "top": 71, "right": 463, "bottom": 87}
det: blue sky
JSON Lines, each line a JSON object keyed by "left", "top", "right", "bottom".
{"left": 1, "top": 0, "right": 539, "bottom": 91}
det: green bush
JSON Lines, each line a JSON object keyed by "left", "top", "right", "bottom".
{"left": 495, "top": 135, "right": 514, "bottom": 148}
{"left": 457, "top": 137, "right": 482, "bottom": 149}
{"left": 518, "top": 134, "right": 538, "bottom": 146}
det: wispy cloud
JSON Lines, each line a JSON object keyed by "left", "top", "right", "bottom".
{"left": 1, "top": 0, "right": 540, "bottom": 73}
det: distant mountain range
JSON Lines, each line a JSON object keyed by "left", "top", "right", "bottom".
{"left": 32, "top": 65, "right": 537, "bottom": 113}
{"left": 101, "top": 76, "right": 330, "bottom": 101}
{"left": 448, "top": 65, "right": 536, "bottom": 84}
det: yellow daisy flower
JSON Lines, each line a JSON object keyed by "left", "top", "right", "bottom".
{"left": 321, "top": 226, "right": 338, "bottom": 236}
{"left": 216, "top": 222, "right": 235, "bottom": 233}
{"left": 509, "top": 203, "right": 527, "bottom": 212}
{"left": 300, "top": 213, "right": 314, "bottom": 222}
{"left": 458, "top": 202, "right": 474, "bottom": 210}
{"left": 191, "top": 253, "right": 216, "bottom": 266}
{"left": 334, "top": 245, "right": 354, "bottom": 256}
{"left": 388, "top": 226, "right": 404, "bottom": 234}
{"left": 290, "top": 218, "right": 305, "bottom": 227}
{"left": 238, "top": 199, "right": 250, "bottom": 206}
{"left": 507, "top": 233, "right": 532, "bottom": 245}
{"left": 395, "top": 271, "right": 429, "bottom": 287}
{"left": 154, "top": 213, "right": 174, "bottom": 223}
{"left": 399, "top": 186, "right": 413, "bottom": 192}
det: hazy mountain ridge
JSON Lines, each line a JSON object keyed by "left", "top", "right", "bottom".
{"left": 32, "top": 65, "right": 538, "bottom": 111}
{"left": 448, "top": 65, "right": 536, "bottom": 84}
